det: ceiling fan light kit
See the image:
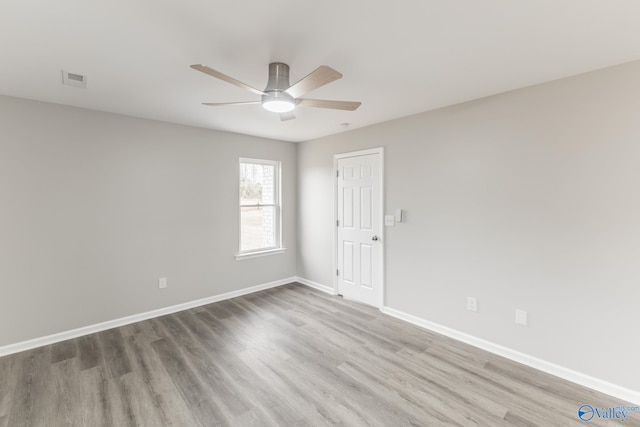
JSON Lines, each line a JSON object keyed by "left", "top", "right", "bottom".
{"left": 191, "top": 62, "right": 361, "bottom": 121}
{"left": 262, "top": 96, "right": 296, "bottom": 113}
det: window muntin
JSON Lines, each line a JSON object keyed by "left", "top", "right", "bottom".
{"left": 239, "top": 159, "right": 281, "bottom": 254}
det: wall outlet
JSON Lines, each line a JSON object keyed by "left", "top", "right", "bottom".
{"left": 159, "top": 277, "right": 167, "bottom": 289}
{"left": 515, "top": 309, "right": 528, "bottom": 326}
{"left": 466, "top": 297, "right": 478, "bottom": 312}
{"left": 384, "top": 215, "right": 395, "bottom": 227}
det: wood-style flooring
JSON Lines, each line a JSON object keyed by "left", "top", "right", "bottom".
{"left": 0, "top": 283, "right": 632, "bottom": 426}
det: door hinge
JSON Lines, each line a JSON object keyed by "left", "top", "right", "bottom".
{"left": 336, "top": 170, "right": 339, "bottom": 177}
{"left": 336, "top": 220, "right": 339, "bottom": 227}
{"left": 336, "top": 269, "right": 339, "bottom": 276}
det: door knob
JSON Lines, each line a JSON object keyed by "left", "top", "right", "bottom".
{"left": 372, "top": 236, "right": 379, "bottom": 241}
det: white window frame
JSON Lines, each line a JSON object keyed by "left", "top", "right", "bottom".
{"left": 235, "top": 158, "right": 286, "bottom": 260}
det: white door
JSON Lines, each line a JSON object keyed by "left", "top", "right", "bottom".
{"left": 336, "top": 150, "right": 382, "bottom": 307}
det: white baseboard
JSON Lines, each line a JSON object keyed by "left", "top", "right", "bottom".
{"left": 4, "top": 276, "right": 636, "bottom": 405}
{"left": 381, "top": 306, "right": 640, "bottom": 406}
{"left": 295, "top": 276, "right": 337, "bottom": 295}
{"left": 0, "top": 277, "right": 297, "bottom": 358}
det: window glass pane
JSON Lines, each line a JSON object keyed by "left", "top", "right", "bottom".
{"left": 240, "top": 163, "right": 275, "bottom": 205}
{"left": 240, "top": 206, "right": 276, "bottom": 251}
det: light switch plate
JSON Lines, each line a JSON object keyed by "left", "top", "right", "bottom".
{"left": 385, "top": 215, "right": 395, "bottom": 227}
{"left": 159, "top": 277, "right": 167, "bottom": 289}
{"left": 395, "top": 209, "right": 403, "bottom": 223}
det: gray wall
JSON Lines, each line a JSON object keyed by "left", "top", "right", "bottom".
{"left": 297, "top": 60, "right": 640, "bottom": 391}
{"left": 0, "top": 95, "right": 297, "bottom": 347}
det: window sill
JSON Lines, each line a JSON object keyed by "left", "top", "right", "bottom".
{"left": 235, "top": 248, "right": 287, "bottom": 261}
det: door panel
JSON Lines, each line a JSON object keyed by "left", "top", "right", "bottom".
{"left": 360, "top": 187, "right": 372, "bottom": 230}
{"left": 336, "top": 152, "right": 381, "bottom": 307}
{"left": 343, "top": 241, "right": 354, "bottom": 283}
{"left": 360, "top": 244, "right": 373, "bottom": 288}
{"left": 343, "top": 188, "right": 354, "bottom": 228}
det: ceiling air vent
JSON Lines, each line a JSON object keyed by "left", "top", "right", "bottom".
{"left": 62, "top": 70, "right": 88, "bottom": 88}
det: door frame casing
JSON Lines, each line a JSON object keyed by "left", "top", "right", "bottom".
{"left": 333, "top": 147, "right": 385, "bottom": 309}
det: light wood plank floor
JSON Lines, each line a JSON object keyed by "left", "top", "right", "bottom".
{"left": 0, "top": 283, "right": 633, "bottom": 426}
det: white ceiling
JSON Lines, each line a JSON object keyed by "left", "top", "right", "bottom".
{"left": 2, "top": 1, "right": 640, "bottom": 142}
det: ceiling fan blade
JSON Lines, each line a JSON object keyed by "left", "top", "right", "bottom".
{"left": 201, "top": 101, "right": 261, "bottom": 106}
{"left": 191, "top": 64, "right": 266, "bottom": 96}
{"left": 279, "top": 112, "right": 296, "bottom": 121}
{"left": 285, "top": 66, "right": 342, "bottom": 98}
{"left": 297, "top": 98, "right": 361, "bottom": 111}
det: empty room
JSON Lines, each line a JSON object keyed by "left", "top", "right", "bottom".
{"left": 1, "top": 1, "right": 639, "bottom": 426}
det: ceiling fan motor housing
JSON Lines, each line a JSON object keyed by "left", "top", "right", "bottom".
{"left": 264, "top": 62, "right": 291, "bottom": 93}
{"left": 262, "top": 62, "right": 296, "bottom": 111}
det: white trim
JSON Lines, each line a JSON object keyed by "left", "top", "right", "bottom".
{"left": 295, "top": 276, "right": 337, "bottom": 295}
{"left": 333, "top": 147, "right": 385, "bottom": 308}
{"left": 334, "top": 147, "right": 385, "bottom": 159}
{"left": 379, "top": 150, "right": 385, "bottom": 308}
{"left": 3, "top": 275, "right": 636, "bottom": 405}
{"left": 0, "top": 277, "right": 296, "bottom": 358}
{"left": 381, "top": 306, "right": 640, "bottom": 406}
{"left": 238, "top": 158, "right": 282, "bottom": 256}
{"left": 235, "top": 247, "right": 287, "bottom": 261}
{"left": 333, "top": 154, "right": 341, "bottom": 298}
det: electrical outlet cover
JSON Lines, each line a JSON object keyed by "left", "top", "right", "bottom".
{"left": 516, "top": 309, "right": 528, "bottom": 325}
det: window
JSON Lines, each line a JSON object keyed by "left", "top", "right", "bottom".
{"left": 237, "top": 158, "right": 284, "bottom": 259}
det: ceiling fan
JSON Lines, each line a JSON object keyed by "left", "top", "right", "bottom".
{"left": 190, "top": 62, "right": 361, "bottom": 121}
